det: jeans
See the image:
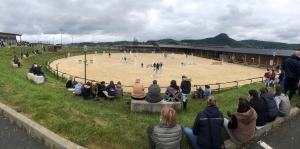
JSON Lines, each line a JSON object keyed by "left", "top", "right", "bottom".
{"left": 38, "top": 73, "right": 46, "bottom": 78}
{"left": 277, "top": 112, "right": 286, "bottom": 117}
{"left": 182, "top": 93, "right": 187, "bottom": 102}
{"left": 265, "top": 78, "right": 270, "bottom": 87}
{"left": 223, "top": 118, "right": 243, "bottom": 145}
{"left": 85, "top": 94, "right": 96, "bottom": 100}
{"left": 184, "top": 127, "right": 201, "bottom": 149}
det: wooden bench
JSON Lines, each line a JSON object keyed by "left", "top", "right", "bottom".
{"left": 131, "top": 100, "right": 181, "bottom": 112}
{"left": 27, "top": 73, "right": 44, "bottom": 84}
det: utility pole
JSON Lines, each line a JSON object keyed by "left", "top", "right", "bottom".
{"left": 60, "top": 29, "right": 62, "bottom": 45}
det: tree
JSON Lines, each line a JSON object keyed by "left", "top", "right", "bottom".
{"left": 133, "top": 37, "right": 139, "bottom": 45}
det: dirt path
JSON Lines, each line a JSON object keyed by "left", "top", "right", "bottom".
{"left": 50, "top": 53, "right": 266, "bottom": 92}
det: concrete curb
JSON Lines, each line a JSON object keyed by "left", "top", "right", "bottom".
{"left": 0, "top": 102, "right": 87, "bottom": 149}
{"left": 224, "top": 107, "right": 300, "bottom": 149}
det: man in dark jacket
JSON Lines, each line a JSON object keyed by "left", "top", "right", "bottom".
{"left": 145, "top": 80, "right": 163, "bottom": 103}
{"left": 283, "top": 51, "right": 300, "bottom": 101}
{"left": 248, "top": 89, "right": 267, "bottom": 129}
{"left": 184, "top": 96, "right": 224, "bottom": 149}
{"left": 180, "top": 75, "right": 191, "bottom": 110}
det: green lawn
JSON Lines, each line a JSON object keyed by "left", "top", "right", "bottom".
{"left": 1, "top": 46, "right": 299, "bottom": 149}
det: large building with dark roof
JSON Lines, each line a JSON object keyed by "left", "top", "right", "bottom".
{"left": 0, "top": 32, "right": 22, "bottom": 44}
{"left": 124, "top": 45, "right": 295, "bottom": 67}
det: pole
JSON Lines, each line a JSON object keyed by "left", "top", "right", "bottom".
{"left": 72, "top": 37, "right": 73, "bottom": 47}
{"left": 56, "top": 63, "right": 59, "bottom": 80}
{"left": 60, "top": 29, "right": 62, "bottom": 45}
{"left": 84, "top": 45, "right": 87, "bottom": 84}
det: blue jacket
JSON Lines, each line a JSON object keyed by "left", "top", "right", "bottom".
{"left": 106, "top": 84, "right": 115, "bottom": 96}
{"left": 283, "top": 55, "right": 300, "bottom": 78}
{"left": 193, "top": 106, "right": 224, "bottom": 149}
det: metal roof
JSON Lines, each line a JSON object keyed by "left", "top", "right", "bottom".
{"left": 191, "top": 47, "right": 294, "bottom": 57}
{"left": 0, "top": 32, "right": 22, "bottom": 36}
{"left": 123, "top": 44, "right": 295, "bottom": 57}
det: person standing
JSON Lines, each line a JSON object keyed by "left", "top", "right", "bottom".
{"left": 109, "top": 53, "right": 111, "bottom": 58}
{"left": 180, "top": 75, "right": 191, "bottom": 110}
{"left": 21, "top": 50, "right": 23, "bottom": 59}
{"left": 141, "top": 63, "right": 143, "bottom": 68}
{"left": 264, "top": 69, "right": 271, "bottom": 87}
{"left": 282, "top": 51, "right": 300, "bottom": 102}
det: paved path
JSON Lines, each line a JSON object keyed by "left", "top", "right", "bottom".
{"left": 0, "top": 115, "right": 48, "bottom": 149}
{"left": 247, "top": 114, "right": 300, "bottom": 149}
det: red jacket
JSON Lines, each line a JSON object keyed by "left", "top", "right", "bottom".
{"left": 264, "top": 72, "right": 271, "bottom": 78}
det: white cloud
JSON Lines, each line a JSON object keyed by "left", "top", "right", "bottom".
{"left": 1, "top": 0, "right": 300, "bottom": 43}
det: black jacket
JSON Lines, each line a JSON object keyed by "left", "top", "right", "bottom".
{"left": 82, "top": 85, "right": 95, "bottom": 99}
{"left": 282, "top": 55, "right": 300, "bottom": 78}
{"left": 193, "top": 106, "right": 224, "bottom": 149}
{"left": 180, "top": 78, "right": 191, "bottom": 94}
{"left": 66, "top": 80, "right": 73, "bottom": 88}
{"left": 250, "top": 98, "right": 267, "bottom": 126}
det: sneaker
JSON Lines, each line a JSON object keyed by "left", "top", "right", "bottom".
{"left": 227, "top": 111, "right": 233, "bottom": 117}
{"left": 94, "top": 97, "right": 99, "bottom": 101}
{"left": 296, "top": 104, "right": 300, "bottom": 109}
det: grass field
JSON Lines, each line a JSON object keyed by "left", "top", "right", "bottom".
{"left": 0, "top": 46, "right": 299, "bottom": 149}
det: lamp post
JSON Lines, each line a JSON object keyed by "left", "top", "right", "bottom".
{"left": 273, "top": 52, "right": 276, "bottom": 68}
{"left": 72, "top": 37, "right": 73, "bottom": 47}
{"left": 92, "top": 35, "right": 94, "bottom": 47}
{"left": 84, "top": 45, "right": 87, "bottom": 84}
{"left": 56, "top": 63, "right": 60, "bottom": 80}
{"left": 60, "top": 29, "right": 63, "bottom": 45}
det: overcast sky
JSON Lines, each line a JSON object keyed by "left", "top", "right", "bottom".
{"left": 1, "top": 0, "right": 300, "bottom": 44}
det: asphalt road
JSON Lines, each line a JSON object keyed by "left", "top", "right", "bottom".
{"left": 0, "top": 115, "right": 48, "bottom": 149}
{"left": 247, "top": 114, "right": 300, "bottom": 149}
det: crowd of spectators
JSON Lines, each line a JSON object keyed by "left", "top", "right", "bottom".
{"left": 59, "top": 51, "right": 300, "bottom": 149}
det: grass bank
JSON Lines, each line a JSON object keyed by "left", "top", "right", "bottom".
{"left": 0, "top": 46, "right": 299, "bottom": 149}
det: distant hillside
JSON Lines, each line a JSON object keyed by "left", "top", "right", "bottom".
{"left": 181, "top": 33, "right": 242, "bottom": 47}
{"left": 73, "top": 33, "right": 300, "bottom": 50}
{"left": 240, "top": 40, "right": 300, "bottom": 49}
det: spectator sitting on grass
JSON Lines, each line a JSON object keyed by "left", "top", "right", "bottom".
{"left": 103, "top": 81, "right": 115, "bottom": 99}
{"left": 203, "top": 85, "right": 211, "bottom": 99}
{"left": 97, "top": 81, "right": 106, "bottom": 98}
{"left": 147, "top": 106, "right": 183, "bottom": 149}
{"left": 224, "top": 97, "right": 257, "bottom": 145}
{"left": 115, "top": 81, "right": 124, "bottom": 99}
{"left": 259, "top": 87, "right": 279, "bottom": 122}
{"left": 66, "top": 76, "right": 75, "bottom": 88}
{"left": 74, "top": 81, "right": 83, "bottom": 96}
{"left": 248, "top": 89, "right": 267, "bottom": 130}
{"left": 274, "top": 85, "right": 290, "bottom": 117}
{"left": 131, "top": 78, "right": 146, "bottom": 100}
{"left": 82, "top": 82, "right": 97, "bottom": 100}
{"left": 145, "top": 80, "right": 163, "bottom": 103}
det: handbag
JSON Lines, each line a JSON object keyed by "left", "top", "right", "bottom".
{"left": 204, "top": 113, "right": 226, "bottom": 149}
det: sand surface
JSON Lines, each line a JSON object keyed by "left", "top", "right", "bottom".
{"left": 49, "top": 53, "right": 266, "bottom": 92}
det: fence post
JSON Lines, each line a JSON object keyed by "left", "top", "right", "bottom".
{"left": 217, "top": 83, "right": 220, "bottom": 93}
{"left": 73, "top": 76, "right": 78, "bottom": 84}
{"left": 261, "top": 77, "right": 264, "bottom": 83}
{"left": 248, "top": 78, "right": 252, "bottom": 84}
{"left": 234, "top": 81, "right": 238, "bottom": 88}
{"left": 62, "top": 73, "right": 66, "bottom": 81}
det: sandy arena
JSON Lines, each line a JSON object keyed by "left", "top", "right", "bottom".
{"left": 49, "top": 53, "right": 266, "bottom": 92}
